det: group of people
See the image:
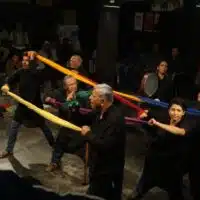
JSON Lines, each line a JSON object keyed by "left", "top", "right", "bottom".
{"left": 0, "top": 51, "right": 199, "bottom": 200}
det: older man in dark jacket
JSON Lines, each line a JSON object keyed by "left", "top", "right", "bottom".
{"left": 81, "top": 83, "right": 126, "bottom": 200}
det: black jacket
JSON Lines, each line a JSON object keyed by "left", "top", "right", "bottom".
{"left": 6, "top": 61, "right": 49, "bottom": 126}
{"left": 152, "top": 74, "right": 173, "bottom": 102}
{"left": 141, "top": 110, "right": 196, "bottom": 188}
{"left": 84, "top": 105, "right": 126, "bottom": 178}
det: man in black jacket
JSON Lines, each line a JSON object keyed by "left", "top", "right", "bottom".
{"left": 80, "top": 83, "right": 126, "bottom": 200}
{"left": 0, "top": 51, "right": 54, "bottom": 158}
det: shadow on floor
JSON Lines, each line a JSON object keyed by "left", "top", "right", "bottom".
{"left": 8, "top": 155, "right": 42, "bottom": 186}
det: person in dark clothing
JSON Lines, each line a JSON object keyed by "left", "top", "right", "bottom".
{"left": 80, "top": 83, "right": 126, "bottom": 200}
{"left": 139, "top": 60, "right": 173, "bottom": 101}
{"left": 168, "top": 47, "right": 183, "bottom": 74}
{"left": 167, "top": 47, "right": 185, "bottom": 97}
{"left": 185, "top": 114, "right": 200, "bottom": 200}
{"left": 57, "top": 38, "right": 73, "bottom": 66}
{"left": 44, "top": 76, "right": 91, "bottom": 171}
{"left": 152, "top": 60, "right": 173, "bottom": 101}
{"left": 67, "top": 55, "right": 89, "bottom": 90}
{"left": 128, "top": 98, "right": 195, "bottom": 200}
{"left": 187, "top": 132, "right": 200, "bottom": 200}
{"left": 5, "top": 54, "right": 22, "bottom": 76}
{"left": 0, "top": 51, "right": 54, "bottom": 158}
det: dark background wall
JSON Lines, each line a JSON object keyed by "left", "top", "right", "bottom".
{"left": 0, "top": 0, "right": 198, "bottom": 63}
{"left": 0, "top": 3, "right": 61, "bottom": 48}
{"left": 119, "top": 2, "right": 185, "bottom": 54}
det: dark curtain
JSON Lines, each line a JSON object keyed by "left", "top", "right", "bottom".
{"left": 76, "top": 0, "right": 101, "bottom": 72}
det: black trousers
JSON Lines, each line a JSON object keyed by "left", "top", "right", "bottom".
{"left": 51, "top": 129, "right": 85, "bottom": 164}
{"left": 135, "top": 153, "right": 184, "bottom": 200}
{"left": 87, "top": 172, "right": 124, "bottom": 200}
{"left": 137, "top": 169, "right": 184, "bottom": 200}
{"left": 188, "top": 157, "right": 200, "bottom": 200}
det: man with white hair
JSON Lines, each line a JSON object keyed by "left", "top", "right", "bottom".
{"left": 81, "top": 83, "right": 126, "bottom": 200}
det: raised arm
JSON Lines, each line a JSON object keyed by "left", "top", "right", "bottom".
{"left": 148, "top": 118, "right": 196, "bottom": 136}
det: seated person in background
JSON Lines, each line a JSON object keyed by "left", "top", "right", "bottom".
{"left": 197, "top": 91, "right": 200, "bottom": 103}
{"left": 67, "top": 55, "right": 89, "bottom": 90}
{"left": 139, "top": 60, "right": 173, "bottom": 102}
{"left": 153, "top": 60, "right": 173, "bottom": 101}
{"left": 44, "top": 75, "right": 91, "bottom": 172}
{"left": 190, "top": 91, "right": 200, "bottom": 110}
{"left": 57, "top": 37, "right": 73, "bottom": 65}
{"left": 5, "top": 54, "right": 22, "bottom": 76}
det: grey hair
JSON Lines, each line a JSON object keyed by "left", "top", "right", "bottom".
{"left": 94, "top": 83, "right": 113, "bottom": 103}
{"left": 71, "top": 54, "right": 83, "bottom": 63}
{"left": 63, "top": 75, "right": 76, "bottom": 83}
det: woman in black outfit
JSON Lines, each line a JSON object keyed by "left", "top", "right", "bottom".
{"left": 128, "top": 98, "right": 196, "bottom": 200}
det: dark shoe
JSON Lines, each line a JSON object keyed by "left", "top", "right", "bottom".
{"left": 0, "top": 151, "right": 13, "bottom": 159}
{"left": 45, "top": 163, "right": 60, "bottom": 172}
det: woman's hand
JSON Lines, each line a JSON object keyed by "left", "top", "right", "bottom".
{"left": 148, "top": 118, "right": 158, "bottom": 126}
